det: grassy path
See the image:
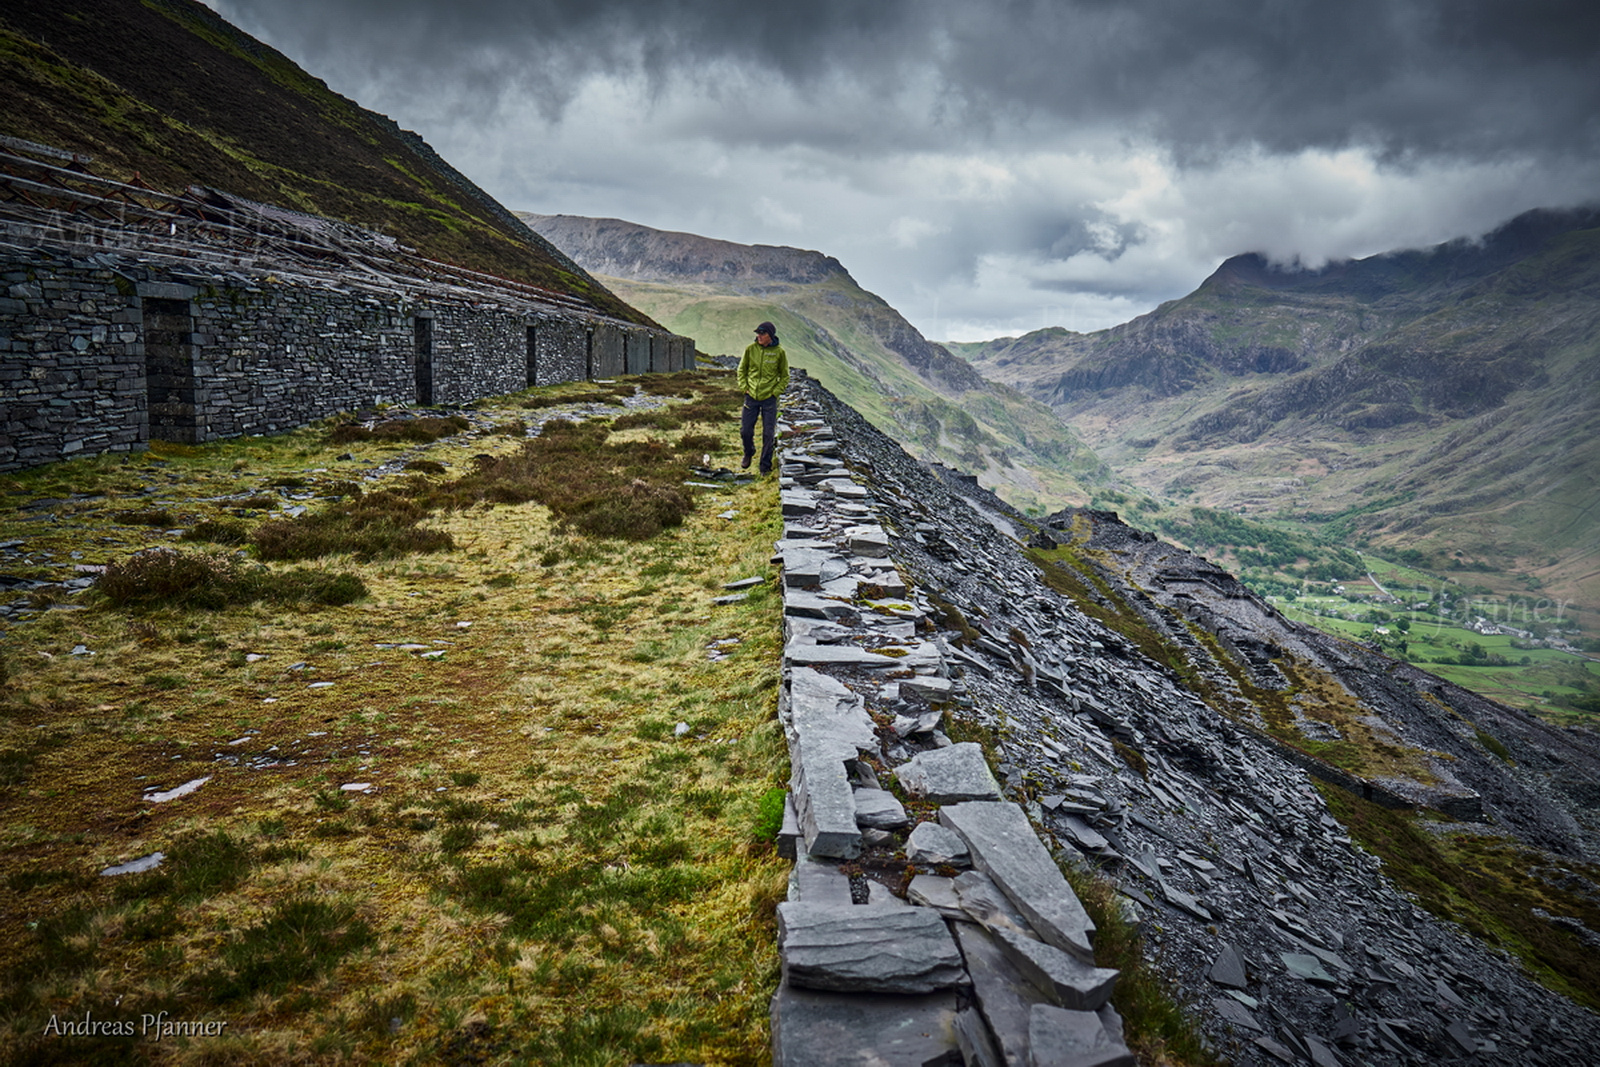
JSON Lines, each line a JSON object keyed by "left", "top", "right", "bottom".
{"left": 0, "top": 373, "right": 788, "bottom": 1064}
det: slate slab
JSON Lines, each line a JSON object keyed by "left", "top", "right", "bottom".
{"left": 777, "top": 794, "right": 801, "bottom": 860}
{"left": 901, "top": 674, "right": 956, "bottom": 701}
{"left": 780, "top": 490, "right": 819, "bottom": 516}
{"left": 789, "top": 842, "right": 854, "bottom": 904}
{"left": 785, "top": 591, "right": 859, "bottom": 620}
{"left": 1027, "top": 1004, "right": 1136, "bottom": 1067}
{"left": 908, "top": 874, "right": 969, "bottom": 921}
{"left": 955, "top": 1005, "right": 1004, "bottom": 1067}
{"left": 1058, "top": 815, "right": 1109, "bottom": 853}
{"left": 1211, "top": 996, "right": 1264, "bottom": 1033}
{"left": 778, "top": 902, "right": 968, "bottom": 993}
{"left": 898, "top": 743, "right": 1002, "bottom": 802}
{"left": 770, "top": 982, "right": 962, "bottom": 1067}
{"left": 941, "top": 801, "right": 1097, "bottom": 962}
{"left": 787, "top": 668, "right": 876, "bottom": 858}
{"left": 853, "top": 788, "right": 910, "bottom": 829}
{"left": 952, "top": 871, "right": 1038, "bottom": 937}
{"left": 954, "top": 920, "right": 1048, "bottom": 1067}
{"left": 1281, "top": 952, "right": 1338, "bottom": 987}
{"left": 844, "top": 523, "right": 892, "bottom": 557}
{"left": 1209, "top": 943, "right": 1249, "bottom": 989}
{"left": 907, "top": 821, "right": 972, "bottom": 866}
{"left": 1159, "top": 882, "right": 1213, "bottom": 921}
{"left": 789, "top": 643, "right": 911, "bottom": 669}
{"left": 789, "top": 667, "right": 878, "bottom": 756}
{"left": 989, "top": 925, "right": 1119, "bottom": 1011}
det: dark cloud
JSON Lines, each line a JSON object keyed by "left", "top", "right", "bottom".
{"left": 220, "top": 0, "right": 1600, "bottom": 159}
{"left": 209, "top": 0, "right": 1600, "bottom": 339}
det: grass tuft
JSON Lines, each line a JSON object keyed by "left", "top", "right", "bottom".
{"left": 180, "top": 518, "right": 251, "bottom": 545}
{"left": 96, "top": 548, "right": 367, "bottom": 608}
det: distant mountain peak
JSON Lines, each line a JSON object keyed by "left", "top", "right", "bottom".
{"left": 1201, "top": 204, "right": 1600, "bottom": 297}
{"left": 519, "top": 213, "right": 853, "bottom": 287}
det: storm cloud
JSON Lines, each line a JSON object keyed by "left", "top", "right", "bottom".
{"left": 211, "top": 0, "right": 1600, "bottom": 339}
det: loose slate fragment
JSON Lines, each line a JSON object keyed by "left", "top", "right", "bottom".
{"left": 1212, "top": 997, "right": 1264, "bottom": 1032}
{"left": 952, "top": 870, "right": 1037, "bottom": 936}
{"left": 906, "top": 821, "right": 971, "bottom": 866}
{"left": 1160, "top": 882, "right": 1213, "bottom": 921}
{"left": 1281, "top": 952, "right": 1338, "bottom": 987}
{"left": 941, "top": 801, "right": 1097, "bottom": 962}
{"left": 1058, "top": 814, "right": 1109, "bottom": 852}
{"left": 897, "top": 743, "right": 1002, "bottom": 802}
{"left": 777, "top": 902, "right": 967, "bottom": 994}
{"left": 101, "top": 852, "right": 165, "bottom": 876}
{"left": 853, "top": 788, "right": 910, "bottom": 829}
{"left": 989, "top": 925, "right": 1120, "bottom": 1011}
{"left": 789, "top": 842, "right": 854, "bottom": 905}
{"left": 1209, "top": 943, "right": 1249, "bottom": 989}
{"left": 954, "top": 1005, "right": 1003, "bottom": 1067}
{"left": 770, "top": 983, "right": 962, "bottom": 1067}
{"left": 908, "top": 874, "right": 968, "bottom": 920}
{"left": 1027, "top": 1003, "right": 1136, "bottom": 1067}
{"left": 1446, "top": 1019, "right": 1476, "bottom": 1054}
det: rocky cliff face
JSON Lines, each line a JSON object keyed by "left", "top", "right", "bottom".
{"left": 772, "top": 370, "right": 1600, "bottom": 1064}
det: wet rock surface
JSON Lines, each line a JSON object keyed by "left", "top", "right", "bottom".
{"left": 771, "top": 370, "right": 1600, "bottom": 1065}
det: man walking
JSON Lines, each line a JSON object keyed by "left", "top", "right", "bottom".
{"left": 738, "top": 321, "right": 788, "bottom": 475}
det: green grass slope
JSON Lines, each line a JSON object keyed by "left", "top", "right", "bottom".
{"left": 0, "top": 0, "right": 643, "bottom": 321}
{"left": 520, "top": 215, "right": 1111, "bottom": 511}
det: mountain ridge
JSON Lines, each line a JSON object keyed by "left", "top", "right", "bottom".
{"left": 954, "top": 206, "right": 1600, "bottom": 618}
{"left": 522, "top": 211, "right": 1111, "bottom": 510}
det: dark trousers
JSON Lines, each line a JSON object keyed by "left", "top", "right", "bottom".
{"left": 741, "top": 394, "right": 778, "bottom": 473}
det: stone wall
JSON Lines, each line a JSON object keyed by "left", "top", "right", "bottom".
{"left": 0, "top": 245, "right": 695, "bottom": 472}
{"left": 768, "top": 373, "right": 1133, "bottom": 1067}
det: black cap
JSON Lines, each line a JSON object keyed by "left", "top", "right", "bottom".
{"left": 754, "top": 322, "right": 776, "bottom": 335}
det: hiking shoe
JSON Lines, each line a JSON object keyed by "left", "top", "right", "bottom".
{"left": 741, "top": 453, "right": 753, "bottom": 470}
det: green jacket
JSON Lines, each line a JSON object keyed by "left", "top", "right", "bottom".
{"left": 738, "top": 341, "right": 789, "bottom": 401}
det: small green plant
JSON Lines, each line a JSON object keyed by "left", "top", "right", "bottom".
{"left": 754, "top": 787, "right": 787, "bottom": 843}
{"left": 1476, "top": 728, "right": 1512, "bottom": 762}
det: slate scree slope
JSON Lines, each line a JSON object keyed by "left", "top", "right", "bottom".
{"left": 767, "top": 370, "right": 1600, "bottom": 1066}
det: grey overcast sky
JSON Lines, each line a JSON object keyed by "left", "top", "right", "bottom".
{"left": 208, "top": 0, "right": 1600, "bottom": 341}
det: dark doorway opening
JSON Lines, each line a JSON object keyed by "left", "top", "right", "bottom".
{"left": 414, "top": 317, "right": 434, "bottom": 405}
{"left": 142, "top": 297, "right": 197, "bottom": 443}
{"left": 526, "top": 325, "right": 538, "bottom": 388}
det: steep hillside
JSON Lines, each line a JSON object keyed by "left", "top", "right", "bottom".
{"left": 0, "top": 0, "right": 643, "bottom": 322}
{"left": 522, "top": 214, "right": 1110, "bottom": 510}
{"left": 956, "top": 208, "right": 1600, "bottom": 617}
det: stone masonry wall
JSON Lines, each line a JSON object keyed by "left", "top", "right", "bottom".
{"left": 0, "top": 245, "right": 695, "bottom": 472}
{"left": 768, "top": 372, "right": 1133, "bottom": 1067}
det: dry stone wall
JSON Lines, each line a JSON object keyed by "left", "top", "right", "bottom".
{"left": 769, "top": 373, "right": 1136, "bottom": 1066}
{"left": 0, "top": 243, "right": 694, "bottom": 471}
